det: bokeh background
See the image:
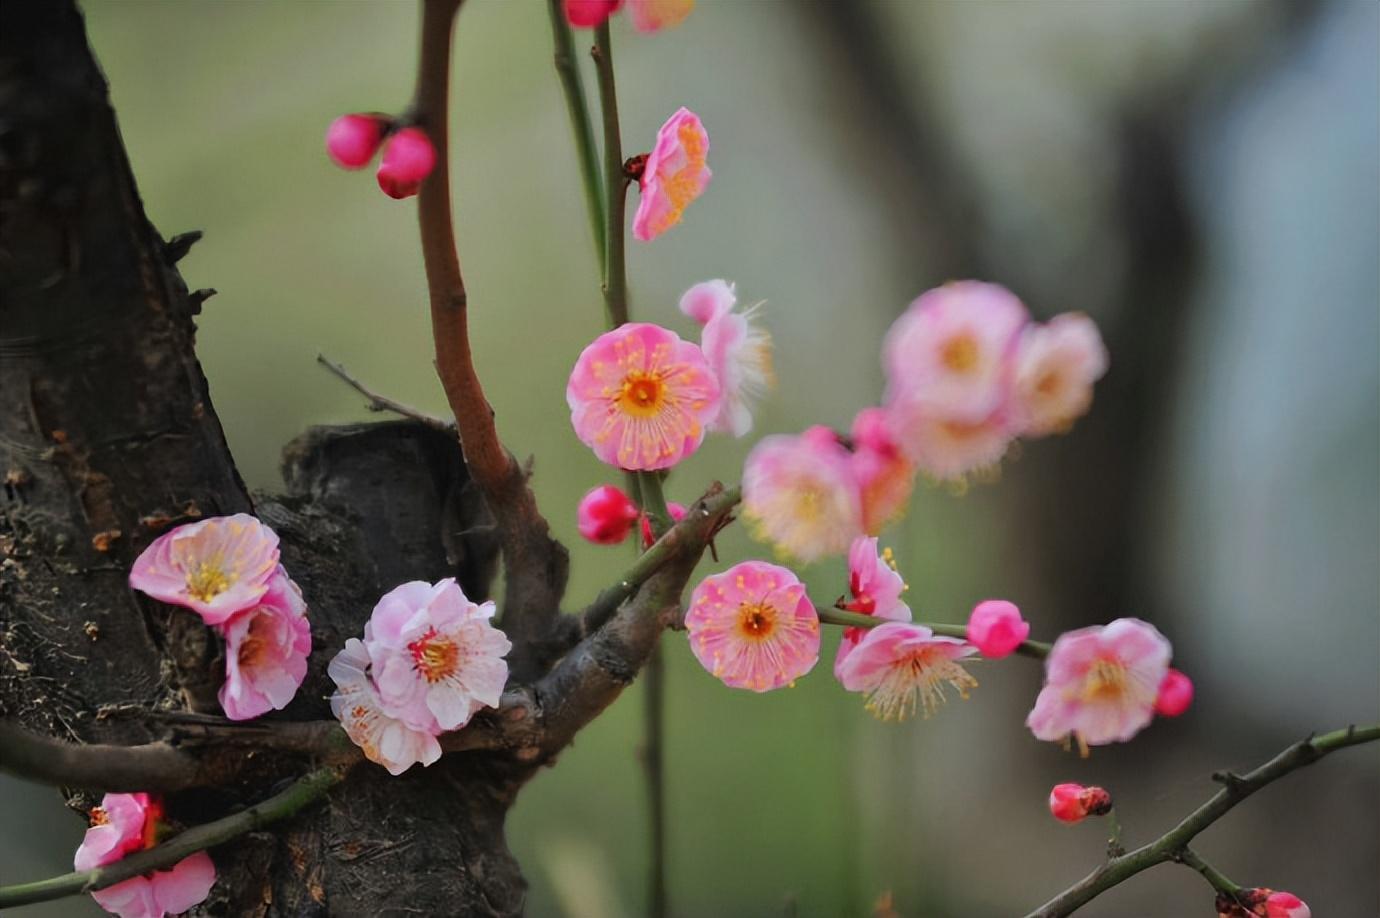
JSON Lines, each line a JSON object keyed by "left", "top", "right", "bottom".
{"left": 3, "top": 0, "right": 1377, "bottom": 915}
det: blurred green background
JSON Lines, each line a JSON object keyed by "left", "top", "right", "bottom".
{"left": 3, "top": 1, "right": 1377, "bottom": 915}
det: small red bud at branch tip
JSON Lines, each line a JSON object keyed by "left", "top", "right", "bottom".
{"left": 377, "top": 127, "right": 437, "bottom": 200}
{"left": 1155, "top": 667, "right": 1194, "bottom": 717}
{"left": 1048, "top": 783, "right": 1112, "bottom": 823}
{"left": 326, "top": 114, "right": 386, "bottom": 170}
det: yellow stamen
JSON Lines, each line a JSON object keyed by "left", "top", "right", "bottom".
{"left": 185, "top": 560, "right": 232, "bottom": 602}
{"left": 941, "top": 334, "right": 979, "bottom": 373}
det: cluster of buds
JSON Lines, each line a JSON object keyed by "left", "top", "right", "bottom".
{"left": 326, "top": 114, "right": 437, "bottom": 199}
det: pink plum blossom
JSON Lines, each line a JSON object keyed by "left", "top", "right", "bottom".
{"left": 1047, "top": 783, "right": 1112, "bottom": 824}
{"left": 564, "top": 0, "right": 622, "bottom": 27}
{"left": 1263, "top": 891, "right": 1311, "bottom": 918}
{"left": 849, "top": 407, "right": 915, "bottom": 534}
{"left": 128, "top": 514, "right": 280, "bottom": 626}
{"left": 1026, "top": 618, "right": 1172, "bottom": 750}
{"left": 376, "top": 127, "right": 436, "bottom": 199}
{"left": 742, "top": 426, "right": 863, "bottom": 563}
{"left": 1011, "top": 312, "right": 1109, "bottom": 437}
{"left": 363, "top": 579, "right": 511, "bottom": 733}
{"left": 577, "top": 484, "right": 640, "bottom": 545}
{"left": 328, "top": 638, "right": 443, "bottom": 775}
{"left": 966, "top": 599, "right": 1030, "bottom": 659}
{"left": 626, "top": 0, "right": 694, "bottom": 31}
{"left": 566, "top": 322, "right": 721, "bottom": 470}
{"left": 640, "top": 500, "right": 687, "bottom": 548}
{"left": 75, "top": 793, "right": 215, "bottom": 918}
{"left": 837, "top": 622, "right": 978, "bottom": 721}
{"left": 685, "top": 560, "right": 820, "bottom": 692}
{"left": 218, "top": 568, "right": 311, "bottom": 721}
{"left": 834, "top": 536, "right": 911, "bottom": 679}
{"left": 679, "top": 280, "right": 774, "bottom": 437}
{"left": 633, "top": 108, "right": 711, "bottom": 241}
{"left": 326, "top": 114, "right": 385, "bottom": 170}
{"left": 1154, "top": 667, "right": 1194, "bottom": 717}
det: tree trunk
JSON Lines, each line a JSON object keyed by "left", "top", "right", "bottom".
{"left": 0, "top": 2, "right": 531, "bottom": 913}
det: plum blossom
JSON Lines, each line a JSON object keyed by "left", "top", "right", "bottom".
{"left": 1011, "top": 312, "right": 1109, "bottom": 437}
{"left": 742, "top": 426, "right": 863, "bottom": 563}
{"left": 834, "top": 536, "right": 911, "bottom": 679}
{"left": 1047, "top": 783, "right": 1112, "bottom": 824}
{"left": 849, "top": 407, "right": 915, "bottom": 534}
{"left": 363, "top": 579, "right": 511, "bottom": 733}
{"left": 564, "top": 0, "right": 693, "bottom": 31}
{"left": 128, "top": 514, "right": 280, "bottom": 625}
{"left": 1263, "top": 892, "right": 1311, "bottom": 918}
{"left": 678, "top": 279, "right": 774, "bottom": 437}
{"left": 567, "top": 322, "right": 721, "bottom": 470}
{"left": 837, "top": 622, "right": 978, "bottom": 721}
{"left": 966, "top": 599, "right": 1030, "bottom": 659}
{"left": 1218, "top": 889, "right": 1312, "bottom": 918}
{"left": 1026, "top": 618, "right": 1172, "bottom": 750}
{"left": 329, "top": 638, "right": 442, "bottom": 775}
{"left": 577, "top": 484, "right": 640, "bottom": 545}
{"left": 326, "top": 114, "right": 385, "bottom": 170}
{"left": 1154, "top": 667, "right": 1194, "bottom": 717}
{"left": 376, "top": 127, "right": 436, "bottom": 199}
{"left": 633, "top": 108, "right": 711, "bottom": 241}
{"left": 564, "top": 0, "right": 622, "bottom": 27}
{"left": 218, "top": 568, "right": 312, "bottom": 721}
{"left": 685, "top": 560, "right": 820, "bottom": 692}
{"left": 75, "top": 793, "right": 215, "bottom": 918}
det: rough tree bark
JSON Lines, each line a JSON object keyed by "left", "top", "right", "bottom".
{"left": 1, "top": 2, "right": 723, "bottom": 915}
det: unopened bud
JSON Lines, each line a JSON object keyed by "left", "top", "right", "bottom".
{"left": 326, "top": 114, "right": 386, "bottom": 170}
{"left": 966, "top": 599, "right": 1030, "bottom": 659}
{"left": 376, "top": 127, "right": 437, "bottom": 200}
{"left": 1048, "top": 783, "right": 1112, "bottom": 824}
{"left": 577, "top": 485, "right": 639, "bottom": 545}
{"left": 1154, "top": 667, "right": 1194, "bottom": 717}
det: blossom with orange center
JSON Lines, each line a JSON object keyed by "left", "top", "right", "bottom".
{"left": 1010, "top": 311, "right": 1109, "bottom": 437}
{"left": 329, "top": 638, "right": 442, "bottom": 776}
{"left": 633, "top": 107, "right": 711, "bottom": 241}
{"left": 567, "top": 322, "right": 722, "bottom": 470}
{"left": 218, "top": 567, "right": 311, "bottom": 721}
{"left": 742, "top": 426, "right": 863, "bottom": 563}
{"left": 685, "top": 560, "right": 820, "bottom": 692}
{"left": 128, "top": 514, "right": 280, "bottom": 625}
{"left": 836, "top": 622, "right": 978, "bottom": 721}
{"left": 848, "top": 407, "right": 916, "bottom": 534}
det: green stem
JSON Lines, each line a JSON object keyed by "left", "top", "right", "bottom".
{"left": 814, "top": 608, "right": 1051, "bottom": 660}
{"left": 545, "top": 0, "right": 606, "bottom": 261}
{"left": 0, "top": 767, "right": 341, "bottom": 909}
{"left": 637, "top": 471, "right": 673, "bottom": 538}
{"left": 591, "top": 22, "right": 629, "bottom": 328}
{"left": 1177, "top": 847, "right": 1242, "bottom": 896}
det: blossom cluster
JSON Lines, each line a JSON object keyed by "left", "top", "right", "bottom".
{"left": 129, "top": 515, "right": 311, "bottom": 721}
{"left": 326, "top": 115, "right": 437, "bottom": 199}
{"left": 74, "top": 793, "right": 215, "bottom": 918}
{"left": 328, "top": 578, "right": 511, "bottom": 775}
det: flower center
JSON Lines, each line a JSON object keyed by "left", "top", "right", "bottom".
{"left": 865, "top": 647, "right": 978, "bottom": 721}
{"left": 89, "top": 806, "right": 109, "bottom": 827}
{"left": 618, "top": 371, "right": 667, "bottom": 418}
{"left": 1081, "top": 658, "right": 1127, "bottom": 702}
{"left": 1035, "top": 369, "right": 1064, "bottom": 398}
{"left": 237, "top": 615, "right": 271, "bottom": 669}
{"left": 941, "top": 334, "right": 979, "bottom": 373}
{"left": 185, "top": 560, "right": 232, "bottom": 602}
{"left": 408, "top": 628, "right": 460, "bottom": 683}
{"left": 737, "top": 601, "right": 777, "bottom": 640}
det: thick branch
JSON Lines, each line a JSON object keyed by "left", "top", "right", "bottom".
{"left": 1027, "top": 725, "right": 1380, "bottom": 916}
{"left": 0, "top": 768, "right": 341, "bottom": 909}
{"left": 0, "top": 720, "right": 203, "bottom": 793}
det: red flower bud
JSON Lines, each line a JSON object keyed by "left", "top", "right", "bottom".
{"left": 1154, "top": 667, "right": 1194, "bottom": 717}
{"left": 376, "top": 127, "right": 437, "bottom": 200}
{"left": 326, "top": 114, "right": 386, "bottom": 170}
{"left": 577, "top": 485, "right": 639, "bottom": 545}
{"left": 1048, "top": 783, "right": 1112, "bottom": 824}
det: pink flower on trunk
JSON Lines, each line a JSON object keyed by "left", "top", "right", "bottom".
{"left": 75, "top": 793, "right": 215, "bottom": 918}
{"left": 577, "top": 484, "right": 640, "bottom": 545}
{"left": 640, "top": 500, "right": 687, "bottom": 548}
{"left": 1154, "top": 667, "right": 1194, "bottom": 717}
{"left": 743, "top": 426, "right": 863, "bottom": 563}
{"left": 633, "top": 108, "right": 711, "bottom": 241}
{"left": 218, "top": 568, "right": 311, "bottom": 721}
{"left": 679, "top": 280, "right": 774, "bottom": 437}
{"left": 837, "top": 622, "right": 978, "bottom": 721}
{"left": 685, "top": 561, "right": 820, "bottom": 692}
{"left": 329, "top": 638, "right": 442, "bottom": 775}
{"left": 1026, "top": 618, "right": 1171, "bottom": 750}
{"left": 326, "top": 114, "right": 386, "bottom": 169}
{"left": 363, "top": 579, "right": 511, "bottom": 733}
{"left": 1047, "top": 783, "right": 1112, "bottom": 824}
{"left": 1011, "top": 312, "right": 1109, "bottom": 437}
{"left": 564, "top": 0, "right": 623, "bottom": 27}
{"left": 566, "top": 322, "right": 721, "bottom": 470}
{"left": 627, "top": 0, "right": 694, "bottom": 31}
{"left": 834, "top": 536, "right": 911, "bottom": 678}
{"left": 966, "top": 599, "right": 1030, "bottom": 659}
{"left": 128, "top": 514, "right": 280, "bottom": 625}
{"left": 376, "top": 127, "right": 436, "bottom": 199}
{"left": 849, "top": 407, "right": 915, "bottom": 534}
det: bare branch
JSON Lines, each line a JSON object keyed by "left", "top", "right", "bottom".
{"left": 316, "top": 353, "right": 452, "bottom": 431}
{"left": 0, "top": 720, "right": 204, "bottom": 793}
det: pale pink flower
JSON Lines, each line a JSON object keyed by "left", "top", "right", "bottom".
{"left": 1154, "top": 667, "right": 1194, "bottom": 717}
{"left": 1047, "top": 783, "right": 1112, "bottom": 824}
{"left": 75, "top": 793, "right": 215, "bottom": 918}
{"left": 567, "top": 322, "right": 722, "bottom": 470}
{"left": 564, "top": 0, "right": 622, "bottom": 28}
{"left": 218, "top": 568, "right": 311, "bottom": 721}
{"left": 363, "top": 579, "right": 511, "bottom": 733}
{"left": 886, "top": 409, "right": 1014, "bottom": 482}
{"left": 1026, "top": 618, "right": 1172, "bottom": 749}
{"left": 328, "top": 638, "right": 442, "bottom": 776}
{"left": 833, "top": 536, "right": 911, "bottom": 680}
{"left": 1011, "top": 312, "right": 1108, "bottom": 437}
{"left": 639, "top": 500, "right": 687, "bottom": 548}
{"left": 679, "top": 280, "right": 774, "bottom": 437}
{"left": 326, "top": 114, "right": 385, "bottom": 170}
{"left": 966, "top": 599, "right": 1030, "bottom": 659}
{"left": 633, "top": 108, "right": 711, "bottom": 241}
{"left": 577, "top": 484, "right": 640, "bottom": 545}
{"left": 1264, "top": 891, "right": 1311, "bottom": 918}
{"left": 849, "top": 407, "right": 915, "bottom": 534}
{"left": 128, "top": 514, "right": 280, "bottom": 625}
{"left": 685, "top": 560, "right": 820, "bottom": 692}
{"left": 627, "top": 0, "right": 694, "bottom": 31}
{"left": 376, "top": 127, "right": 436, "bottom": 200}
{"left": 742, "top": 426, "right": 863, "bottom": 563}
{"left": 837, "top": 622, "right": 978, "bottom": 721}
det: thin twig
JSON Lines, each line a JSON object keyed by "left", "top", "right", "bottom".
{"left": 1026, "top": 724, "right": 1380, "bottom": 916}
{"left": 815, "top": 608, "right": 1052, "bottom": 660}
{"left": 316, "top": 354, "right": 452, "bottom": 431}
{"left": 591, "top": 23, "right": 629, "bottom": 328}
{"left": 0, "top": 767, "right": 342, "bottom": 909}
{"left": 545, "top": 0, "right": 605, "bottom": 261}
